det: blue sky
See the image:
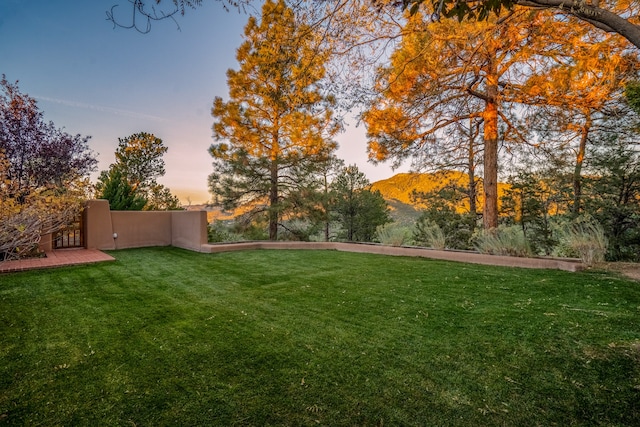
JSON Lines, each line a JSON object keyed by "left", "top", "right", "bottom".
{"left": 1, "top": 0, "right": 404, "bottom": 204}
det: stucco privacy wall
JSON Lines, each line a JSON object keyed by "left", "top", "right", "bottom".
{"left": 84, "top": 200, "right": 115, "bottom": 250}
{"left": 171, "top": 210, "right": 209, "bottom": 251}
{"left": 111, "top": 211, "right": 172, "bottom": 249}
{"left": 84, "top": 199, "right": 207, "bottom": 251}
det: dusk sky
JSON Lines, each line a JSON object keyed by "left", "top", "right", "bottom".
{"left": 1, "top": 0, "right": 407, "bottom": 204}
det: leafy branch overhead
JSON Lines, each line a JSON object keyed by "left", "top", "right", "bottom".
{"left": 106, "top": 0, "right": 250, "bottom": 33}
{"left": 109, "top": 0, "right": 640, "bottom": 49}
{"left": 402, "top": 0, "right": 640, "bottom": 48}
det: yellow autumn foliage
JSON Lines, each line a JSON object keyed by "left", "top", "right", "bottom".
{"left": 1, "top": 151, "right": 91, "bottom": 261}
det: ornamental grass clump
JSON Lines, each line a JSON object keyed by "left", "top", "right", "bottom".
{"left": 207, "top": 220, "right": 245, "bottom": 243}
{"left": 413, "top": 220, "right": 446, "bottom": 250}
{"left": 375, "top": 223, "right": 411, "bottom": 246}
{"left": 474, "top": 225, "right": 532, "bottom": 257}
{"left": 559, "top": 219, "right": 608, "bottom": 266}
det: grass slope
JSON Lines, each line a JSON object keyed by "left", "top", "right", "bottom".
{"left": 1, "top": 247, "right": 639, "bottom": 425}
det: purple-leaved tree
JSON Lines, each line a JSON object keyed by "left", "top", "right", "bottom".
{"left": 0, "top": 75, "right": 97, "bottom": 260}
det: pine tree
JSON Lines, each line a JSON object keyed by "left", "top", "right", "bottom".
{"left": 363, "top": 10, "right": 537, "bottom": 229}
{"left": 96, "top": 167, "right": 147, "bottom": 211}
{"left": 114, "top": 132, "right": 167, "bottom": 192}
{"left": 210, "top": 0, "right": 340, "bottom": 240}
{"left": 331, "top": 165, "right": 391, "bottom": 242}
{"left": 363, "top": 7, "right": 634, "bottom": 230}
{"left": 96, "top": 132, "right": 180, "bottom": 210}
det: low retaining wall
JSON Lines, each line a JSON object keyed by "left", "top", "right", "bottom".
{"left": 201, "top": 241, "right": 585, "bottom": 272}
{"left": 83, "top": 199, "right": 583, "bottom": 272}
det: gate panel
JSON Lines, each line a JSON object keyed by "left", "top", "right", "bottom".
{"left": 53, "top": 213, "right": 84, "bottom": 249}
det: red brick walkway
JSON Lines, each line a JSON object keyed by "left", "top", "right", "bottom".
{"left": 0, "top": 249, "right": 115, "bottom": 273}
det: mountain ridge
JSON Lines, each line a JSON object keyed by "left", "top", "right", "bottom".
{"left": 371, "top": 170, "right": 473, "bottom": 206}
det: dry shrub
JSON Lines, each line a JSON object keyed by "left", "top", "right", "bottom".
{"left": 413, "top": 221, "right": 446, "bottom": 250}
{"left": 559, "top": 219, "right": 608, "bottom": 266}
{"left": 474, "top": 226, "right": 532, "bottom": 257}
{"left": 0, "top": 180, "right": 89, "bottom": 261}
{"left": 375, "top": 223, "right": 411, "bottom": 246}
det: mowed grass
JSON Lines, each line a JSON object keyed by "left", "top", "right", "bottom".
{"left": 1, "top": 247, "right": 639, "bottom": 426}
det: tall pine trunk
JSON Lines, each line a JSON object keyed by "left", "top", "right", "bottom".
{"left": 324, "top": 185, "right": 330, "bottom": 242}
{"left": 467, "top": 119, "right": 478, "bottom": 216}
{"left": 572, "top": 112, "right": 591, "bottom": 217}
{"left": 347, "top": 187, "right": 355, "bottom": 241}
{"left": 269, "top": 158, "right": 279, "bottom": 241}
{"left": 482, "top": 67, "right": 500, "bottom": 230}
{"left": 468, "top": 163, "right": 478, "bottom": 217}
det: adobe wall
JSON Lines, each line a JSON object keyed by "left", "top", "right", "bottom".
{"left": 110, "top": 211, "right": 172, "bottom": 249}
{"left": 81, "top": 200, "right": 583, "bottom": 272}
{"left": 85, "top": 200, "right": 116, "bottom": 250}
{"left": 38, "top": 234, "right": 53, "bottom": 252}
{"left": 84, "top": 200, "right": 207, "bottom": 251}
{"left": 171, "top": 210, "right": 208, "bottom": 251}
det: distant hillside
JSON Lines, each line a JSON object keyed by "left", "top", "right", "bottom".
{"left": 370, "top": 171, "right": 471, "bottom": 225}
{"left": 371, "top": 171, "right": 509, "bottom": 225}
{"left": 371, "top": 171, "right": 471, "bottom": 206}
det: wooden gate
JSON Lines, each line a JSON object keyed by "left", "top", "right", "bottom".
{"left": 53, "top": 212, "right": 85, "bottom": 249}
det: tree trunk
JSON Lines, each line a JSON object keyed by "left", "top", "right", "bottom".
{"left": 324, "top": 175, "right": 330, "bottom": 242}
{"left": 269, "top": 159, "right": 278, "bottom": 241}
{"left": 467, "top": 119, "right": 478, "bottom": 216}
{"left": 347, "top": 188, "right": 355, "bottom": 241}
{"left": 482, "top": 71, "right": 500, "bottom": 230}
{"left": 572, "top": 112, "right": 591, "bottom": 217}
{"left": 468, "top": 169, "right": 477, "bottom": 216}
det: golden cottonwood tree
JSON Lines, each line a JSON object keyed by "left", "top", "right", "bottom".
{"left": 403, "top": 0, "right": 640, "bottom": 49}
{"left": 210, "top": 0, "right": 340, "bottom": 240}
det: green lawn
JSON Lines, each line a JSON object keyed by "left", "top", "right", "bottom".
{"left": 1, "top": 247, "right": 639, "bottom": 426}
